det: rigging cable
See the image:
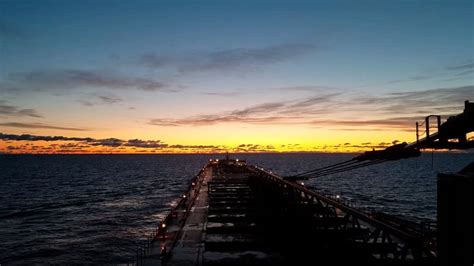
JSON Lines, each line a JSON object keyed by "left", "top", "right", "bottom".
{"left": 287, "top": 159, "right": 388, "bottom": 180}
{"left": 300, "top": 159, "right": 387, "bottom": 179}
{"left": 292, "top": 159, "right": 358, "bottom": 177}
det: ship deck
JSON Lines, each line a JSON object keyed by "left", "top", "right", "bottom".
{"left": 136, "top": 159, "right": 436, "bottom": 266}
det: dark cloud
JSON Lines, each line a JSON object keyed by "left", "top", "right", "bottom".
{"left": 5, "top": 69, "right": 178, "bottom": 93}
{"left": 90, "top": 138, "right": 123, "bottom": 147}
{"left": 203, "top": 91, "right": 242, "bottom": 97}
{"left": 0, "top": 133, "right": 94, "bottom": 142}
{"left": 388, "top": 75, "right": 433, "bottom": 84}
{"left": 77, "top": 95, "right": 123, "bottom": 106}
{"left": 275, "top": 86, "right": 337, "bottom": 92}
{"left": 233, "top": 143, "right": 277, "bottom": 152}
{"left": 78, "top": 100, "right": 94, "bottom": 106}
{"left": 0, "top": 122, "right": 87, "bottom": 131}
{"left": 125, "top": 139, "right": 167, "bottom": 148}
{"left": 188, "top": 43, "right": 315, "bottom": 72}
{"left": 139, "top": 54, "right": 182, "bottom": 69}
{"left": 454, "top": 69, "right": 474, "bottom": 76}
{"left": 0, "top": 133, "right": 219, "bottom": 151}
{"left": 445, "top": 61, "right": 474, "bottom": 71}
{"left": 139, "top": 43, "right": 317, "bottom": 74}
{"left": 0, "top": 103, "right": 42, "bottom": 118}
{"left": 99, "top": 95, "right": 122, "bottom": 104}
{"left": 168, "top": 144, "right": 220, "bottom": 149}
{"left": 0, "top": 133, "right": 286, "bottom": 153}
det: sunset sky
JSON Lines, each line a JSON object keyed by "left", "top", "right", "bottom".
{"left": 1, "top": 0, "right": 473, "bottom": 153}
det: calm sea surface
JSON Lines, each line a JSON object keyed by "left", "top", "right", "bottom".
{"left": 1, "top": 153, "right": 473, "bottom": 264}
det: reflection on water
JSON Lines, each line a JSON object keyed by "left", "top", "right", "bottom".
{"left": 0, "top": 153, "right": 472, "bottom": 264}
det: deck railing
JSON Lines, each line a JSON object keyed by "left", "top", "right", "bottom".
{"left": 248, "top": 165, "right": 436, "bottom": 262}
{"left": 129, "top": 164, "right": 209, "bottom": 266}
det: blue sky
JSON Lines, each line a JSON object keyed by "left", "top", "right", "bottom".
{"left": 0, "top": 0, "right": 473, "bottom": 153}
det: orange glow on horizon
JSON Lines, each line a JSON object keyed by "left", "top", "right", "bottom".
{"left": 0, "top": 127, "right": 418, "bottom": 154}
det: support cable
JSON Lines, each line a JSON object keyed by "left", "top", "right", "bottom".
{"left": 292, "top": 159, "right": 358, "bottom": 177}
{"left": 302, "top": 160, "right": 387, "bottom": 179}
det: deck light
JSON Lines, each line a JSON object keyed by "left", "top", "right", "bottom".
{"left": 336, "top": 195, "right": 340, "bottom": 199}
{"left": 162, "top": 223, "right": 166, "bottom": 228}
{"left": 160, "top": 246, "right": 167, "bottom": 257}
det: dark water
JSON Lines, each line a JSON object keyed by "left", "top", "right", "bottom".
{"left": 0, "top": 153, "right": 473, "bottom": 264}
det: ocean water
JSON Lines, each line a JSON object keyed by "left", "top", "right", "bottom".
{"left": 0, "top": 153, "right": 472, "bottom": 264}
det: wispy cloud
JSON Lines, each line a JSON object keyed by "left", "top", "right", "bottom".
{"left": 149, "top": 85, "right": 472, "bottom": 131}
{"left": 0, "top": 122, "right": 87, "bottom": 131}
{"left": 139, "top": 43, "right": 317, "bottom": 74}
{"left": 275, "top": 86, "right": 338, "bottom": 92}
{"left": 309, "top": 117, "right": 423, "bottom": 132}
{"left": 388, "top": 75, "right": 433, "bottom": 84}
{"left": 372, "top": 86, "right": 473, "bottom": 112}
{"left": 445, "top": 61, "right": 474, "bottom": 71}
{"left": 287, "top": 93, "right": 340, "bottom": 108}
{"left": 149, "top": 115, "right": 299, "bottom": 127}
{"left": 231, "top": 102, "right": 286, "bottom": 116}
{"left": 149, "top": 92, "right": 339, "bottom": 127}
{"left": 149, "top": 101, "right": 298, "bottom": 126}
{"left": 3, "top": 69, "right": 179, "bottom": 93}
{"left": 387, "top": 59, "right": 474, "bottom": 84}
{"left": 0, "top": 102, "right": 42, "bottom": 118}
